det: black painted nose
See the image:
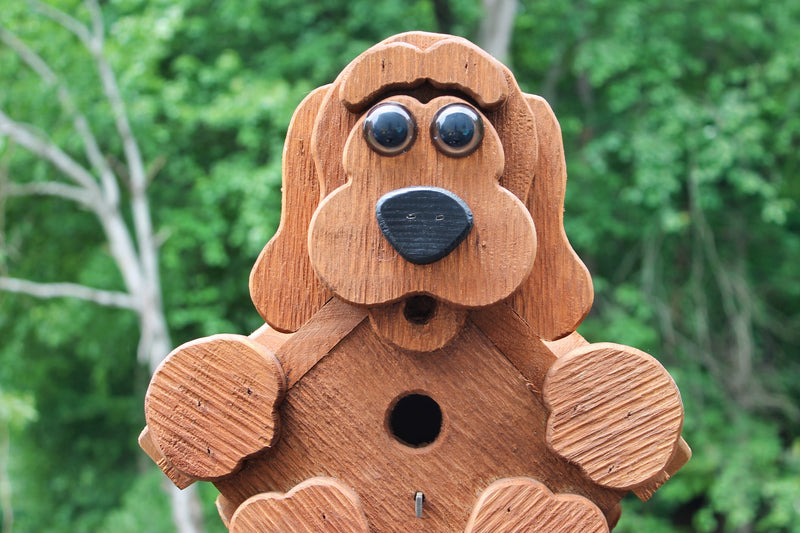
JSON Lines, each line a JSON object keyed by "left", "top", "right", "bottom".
{"left": 375, "top": 187, "right": 473, "bottom": 265}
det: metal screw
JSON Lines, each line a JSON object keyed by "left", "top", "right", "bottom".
{"left": 415, "top": 491, "right": 425, "bottom": 518}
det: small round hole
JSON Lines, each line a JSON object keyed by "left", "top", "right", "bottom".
{"left": 388, "top": 394, "right": 442, "bottom": 448}
{"left": 403, "top": 295, "right": 437, "bottom": 325}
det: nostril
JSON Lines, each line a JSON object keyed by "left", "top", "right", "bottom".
{"left": 403, "top": 295, "right": 437, "bottom": 325}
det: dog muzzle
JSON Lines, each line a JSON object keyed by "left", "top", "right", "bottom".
{"left": 375, "top": 186, "right": 474, "bottom": 265}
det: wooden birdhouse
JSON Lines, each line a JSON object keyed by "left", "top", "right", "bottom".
{"left": 139, "top": 31, "right": 691, "bottom": 532}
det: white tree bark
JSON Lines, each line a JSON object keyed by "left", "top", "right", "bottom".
{"left": 478, "top": 0, "right": 517, "bottom": 65}
{"left": 0, "top": 3, "right": 205, "bottom": 532}
{"left": 0, "top": 423, "right": 12, "bottom": 533}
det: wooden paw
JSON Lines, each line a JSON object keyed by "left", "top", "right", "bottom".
{"left": 543, "top": 343, "right": 684, "bottom": 490}
{"left": 144, "top": 334, "right": 286, "bottom": 480}
{"left": 229, "top": 477, "right": 370, "bottom": 533}
{"left": 465, "top": 477, "right": 608, "bottom": 533}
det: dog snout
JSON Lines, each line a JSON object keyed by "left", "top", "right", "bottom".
{"left": 375, "top": 186, "right": 474, "bottom": 265}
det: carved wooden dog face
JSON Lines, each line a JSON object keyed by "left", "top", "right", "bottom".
{"left": 309, "top": 94, "right": 536, "bottom": 308}
{"left": 250, "top": 32, "right": 593, "bottom": 343}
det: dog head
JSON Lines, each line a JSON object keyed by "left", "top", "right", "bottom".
{"left": 250, "top": 32, "right": 593, "bottom": 347}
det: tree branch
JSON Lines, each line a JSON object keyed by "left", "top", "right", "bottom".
{"left": 0, "top": 25, "right": 119, "bottom": 207}
{"left": 0, "top": 276, "right": 138, "bottom": 310}
{"left": 83, "top": 0, "right": 164, "bottom": 323}
{"left": 0, "top": 110, "right": 100, "bottom": 194}
{"left": 4, "top": 181, "right": 94, "bottom": 207}
{"left": 25, "top": 0, "right": 92, "bottom": 48}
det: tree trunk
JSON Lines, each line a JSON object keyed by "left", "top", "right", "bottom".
{"left": 0, "top": 424, "right": 12, "bottom": 533}
{"left": 478, "top": 0, "right": 517, "bottom": 64}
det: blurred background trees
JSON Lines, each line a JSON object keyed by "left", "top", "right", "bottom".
{"left": 0, "top": 0, "right": 798, "bottom": 531}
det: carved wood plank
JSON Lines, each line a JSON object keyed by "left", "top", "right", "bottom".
{"left": 275, "top": 298, "right": 368, "bottom": 388}
{"left": 542, "top": 330, "right": 692, "bottom": 501}
{"left": 368, "top": 298, "right": 467, "bottom": 352}
{"left": 506, "top": 94, "right": 594, "bottom": 341}
{"left": 543, "top": 343, "right": 684, "bottom": 490}
{"left": 229, "top": 477, "right": 369, "bottom": 533}
{"left": 465, "top": 477, "right": 609, "bottom": 533}
{"left": 338, "top": 37, "right": 508, "bottom": 111}
{"left": 249, "top": 85, "right": 332, "bottom": 333}
{"left": 249, "top": 323, "right": 293, "bottom": 353}
{"left": 633, "top": 438, "right": 692, "bottom": 501}
{"left": 144, "top": 334, "right": 286, "bottom": 480}
{"left": 215, "top": 321, "right": 626, "bottom": 532}
{"left": 308, "top": 95, "right": 536, "bottom": 308}
{"left": 470, "top": 303, "right": 557, "bottom": 393}
{"left": 138, "top": 426, "right": 195, "bottom": 489}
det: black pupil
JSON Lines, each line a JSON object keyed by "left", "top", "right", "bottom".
{"left": 438, "top": 112, "right": 475, "bottom": 147}
{"left": 372, "top": 111, "right": 409, "bottom": 148}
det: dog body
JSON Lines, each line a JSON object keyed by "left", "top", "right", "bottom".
{"left": 141, "top": 32, "right": 689, "bottom": 532}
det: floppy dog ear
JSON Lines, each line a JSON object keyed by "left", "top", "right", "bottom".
{"left": 249, "top": 86, "right": 333, "bottom": 333}
{"left": 505, "top": 94, "right": 594, "bottom": 341}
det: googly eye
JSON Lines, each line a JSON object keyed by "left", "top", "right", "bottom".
{"left": 363, "top": 102, "right": 416, "bottom": 156}
{"left": 430, "top": 103, "right": 484, "bottom": 157}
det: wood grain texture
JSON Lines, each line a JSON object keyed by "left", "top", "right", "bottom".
{"left": 633, "top": 438, "right": 692, "bottom": 501}
{"left": 274, "top": 298, "right": 368, "bottom": 388}
{"left": 543, "top": 343, "right": 684, "bottom": 490}
{"left": 368, "top": 299, "right": 467, "bottom": 352}
{"left": 309, "top": 94, "right": 537, "bottom": 308}
{"left": 249, "top": 323, "right": 293, "bottom": 354}
{"left": 469, "top": 303, "right": 557, "bottom": 393}
{"left": 215, "top": 320, "right": 626, "bottom": 532}
{"left": 544, "top": 330, "right": 590, "bottom": 357}
{"left": 506, "top": 94, "right": 594, "bottom": 341}
{"left": 138, "top": 426, "right": 195, "bottom": 489}
{"left": 541, "top": 330, "right": 692, "bottom": 501}
{"left": 141, "top": 30, "right": 691, "bottom": 531}
{"left": 144, "top": 334, "right": 286, "bottom": 480}
{"left": 338, "top": 37, "right": 508, "bottom": 112}
{"left": 465, "top": 477, "right": 609, "bottom": 533}
{"left": 249, "top": 85, "right": 332, "bottom": 333}
{"left": 229, "top": 477, "right": 369, "bottom": 533}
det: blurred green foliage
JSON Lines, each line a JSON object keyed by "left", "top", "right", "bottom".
{"left": 1, "top": 0, "right": 799, "bottom": 531}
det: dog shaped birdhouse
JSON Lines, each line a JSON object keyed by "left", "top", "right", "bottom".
{"left": 140, "top": 31, "right": 691, "bottom": 532}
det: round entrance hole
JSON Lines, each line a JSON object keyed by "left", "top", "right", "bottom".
{"left": 388, "top": 393, "right": 443, "bottom": 448}
{"left": 403, "top": 295, "right": 437, "bottom": 325}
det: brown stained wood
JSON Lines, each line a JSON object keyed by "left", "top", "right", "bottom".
{"left": 465, "top": 477, "right": 609, "bottom": 533}
{"left": 541, "top": 329, "right": 693, "bottom": 500}
{"left": 216, "top": 494, "right": 236, "bottom": 529}
{"left": 543, "top": 343, "right": 684, "bottom": 490}
{"left": 274, "top": 297, "right": 368, "bottom": 388}
{"left": 249, "top": 323, "right": 293, "bottom": 354}
{"left": 144, "top": 334, "right": 287, "bottom": 480}
{"left": 215, "top": 320, "right": 627, "bottom": 533}
{"left": 507, "top": 94, "right": 594, "bottom": 341}
{"left": 483, "top": 71, "right": 538, "bottom": 209}
{"left": 309, "top": 94, "right": 537, "bottom": 308}
{"left": 469, "top": 303, "right": 557, "bottom": 393}
{"left": 339, "top": 38, "right": 508, "bottom": 112}
{"left": 249, "top": 85, "right": 332, "bottom": 333}
{"left": 544, "top": 330, "right": 590, "bottom": 357}
{"left": 142, "top": 30, "right": 691, "bottom": 531}
{"left": 229, "top": 477, "right": 369, "bottom": 533}
{"left": 138, "top": 426, "right": 195, "bottom": 489}
{"left": 633, "top": 438, "right": 692, "bottom": 501}
{"left": 368, "top": 299, "right": 467, "bottom": 352}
